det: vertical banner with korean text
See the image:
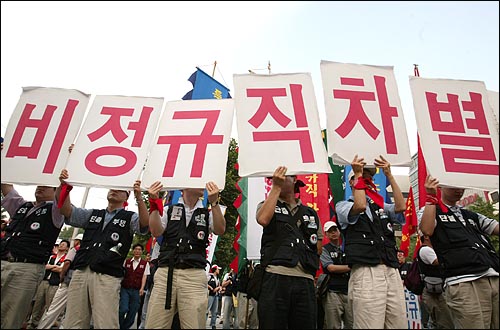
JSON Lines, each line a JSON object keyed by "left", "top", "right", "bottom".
{"left": 320, "top": 60, "right": 411, "bottom": 167}
{"left": 142, "top": 99, "right": 234, "bottom": 190}
{"left": 296, "top": 173, "right": 331, "bottom": 245}
{"left": 1, "top": 87, "right": 90, "bottom": 186}
{"left": 410, "top": 77, "right": 499, "bottom": 191}
{"left": 65, "top": 95, "right": 164, "bottom": 189}
{"left": 233, "top": 73, "right": 332, "bottom": 177}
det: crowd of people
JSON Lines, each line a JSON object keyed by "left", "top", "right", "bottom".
{"left": 1, "top": 135, "right": 499, "bottom": 329}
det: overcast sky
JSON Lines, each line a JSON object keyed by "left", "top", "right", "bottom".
{"left": 2, "top": 1, "right": 498, "bottom": 211}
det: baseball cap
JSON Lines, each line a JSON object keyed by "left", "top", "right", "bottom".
{"left": 323, "top": 221, "right": 338, "bottom": 232}
{"left": 55, "top": 238, "right": 62, "bottom": 245}
{"left": 211, "top": 264, "right": 222, "bottom": 271}
{"left": 74, "top": 233, "right": 84, "bottom": 241}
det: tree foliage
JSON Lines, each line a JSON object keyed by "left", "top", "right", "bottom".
{"left": 467, "top": 196, "right": 499, "bottom": 253}
{"left": 212, "top": 138, "right": 240, "bottom": 271}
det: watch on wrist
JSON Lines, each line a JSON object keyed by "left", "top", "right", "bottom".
{"left": 210, "top": 200, "right": 219, "bottom": 207}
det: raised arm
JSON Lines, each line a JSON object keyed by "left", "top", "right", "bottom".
{"left": 419, "top": 175, "right": 439, "bottom": 237}
{"left": 207, "top": 181, "right": 225, "bottom": 235}
{"left": 147, "top": 181, "right": 165, "bottom": 238}
{"left": 375, "top": 155, "right": 405, "bottom": 213}
{"left": 256, "top": 166, "right": 286, "bottom": 227}
{"left": 56, "top": 169, "right": 73, "bottom": 218}
{"left": 350, "top": 155, "right": 368, "bottom": 215}
{"left": 133, "top": 180, "right": 149, "bottom": 230}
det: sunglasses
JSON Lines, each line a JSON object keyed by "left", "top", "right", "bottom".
{"left": 328, "top": 227, "right": 339, "bottom": 232}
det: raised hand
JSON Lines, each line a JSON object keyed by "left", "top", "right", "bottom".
{"left": 424, "top": 175, "right": 439, "bottom": 195}
{"left": 374, "top": 155, "right": 391, "bottom": 176}
{"left": 271, "top": 166, "right": 287, "bottom": 189}
{"left": 206, "top": 181, "right": 220, "bottom": 205}
{"left": 148, "top": 181, "right": 163, "bottom": 199}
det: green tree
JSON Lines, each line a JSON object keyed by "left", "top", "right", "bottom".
{"left": 212, "top": 138, "right": 240, "bottom": 271}
{"left": 467, "top": 196, "right": 499, "bottom": 253}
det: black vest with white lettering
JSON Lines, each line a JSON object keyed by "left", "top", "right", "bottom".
{"left": 72, "top": 209, "right": 134, "bottom": 277}
{"left": 322, "top": 243, "right": 349, "bottom": 294}
{"left": 430, "top": 207, "right": 499, "bottom": 277}
{"left": 260, "top": 201, "right": 320, "bottom": 277}
{"left": 343, "top": 200, "right": 399, "bottom": 268}
{"left": 1, "top": 202, "right": 60, "bottom": 264}
{"left": 157, "top": 204, "right": 210, "bottom": 269}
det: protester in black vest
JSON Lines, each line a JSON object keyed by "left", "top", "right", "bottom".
{"left": 1, "top": 166, "right": 65, "bottom": 329}
{"left": 336, "top": 154, "right": 406, "bottom": 329}
{"left": 256, "top": 166, "right": 323, "bottom": 329}
{"left": 320, "top": 221, "right": 353, "bottom": 329}
{"left": 56, "top": 169, "right": 149, "bottom": 329}
{"left": 145, "top": 180, "right": 225, "bottom": 329}
{"left": 119, "top": 243, "right": 150, "bottom": 329}
{"left": 397, "top": 249, "right": 412, "bottom": 281}
{"left": 419, "top": 175, "right": 499, "bottom": 329}
{"left": 28, "top": 239, "right": 70, "bottom": 329}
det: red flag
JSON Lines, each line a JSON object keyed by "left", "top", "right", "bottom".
{"left": 400, "top": 187, "right": 418, "bottom": 257}
{"left": 417, "top": 136, "right": 428, "bottom": 209}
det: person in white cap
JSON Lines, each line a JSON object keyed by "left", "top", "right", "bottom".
{"left": 319, "top": 221, "right": 352, "bottom": 329}
{"left": 38, "top": 233, "right": 83, "bottom": 329}
{"left": 336, "top": 154, "right": 406, "bottom": 329}
{"left": 255, "top": 166, "right": 323, "bottom": 329}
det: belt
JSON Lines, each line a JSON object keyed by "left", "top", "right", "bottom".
{"left": 2, "top": 256, "right": 39, "bottom": 263}
{"left": 174, "top": 262, "right": 194, "bottom": 269}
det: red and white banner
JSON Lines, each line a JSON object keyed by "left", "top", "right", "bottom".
{"left": 410, "top": 77, "right": 499, "bottom": 191}
{"left": 141, "top": 99, "right": 234, "bottom": 190}
{"left": 65, "top": 95, "right": 164, "bottom": 190}
{"left": 233, "top": 73, "right": 332, "bottom": 177}
{"left": 1, "top": 87, "right": 90, "bottom": 186}
{"left": 320, "top": 60, "right": 411, "bottom": 166}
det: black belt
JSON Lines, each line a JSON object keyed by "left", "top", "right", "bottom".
{"left": 174, "top": 262, "right": 194, "bottom": 269}
{"left": 2, "top": 256, "right": 40, "bottom": 263}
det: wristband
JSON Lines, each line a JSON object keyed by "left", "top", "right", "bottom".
{"left": 210, "top": 200, "right": 219, "bottom": 207}
{"left": 57, "top": 183, "right": 73, "bottom": 208}
{"left": 426, "top": 194, "right": 439, "bottom": 205}
{"left": 148, "top": 197, "right": 164, "bottom": 216}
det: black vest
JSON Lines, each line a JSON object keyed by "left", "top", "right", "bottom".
{"left": 45, "top": 253, "right": 66, "bottom": 285}
{"left": 322, "top": 243, "right": 349, "bottom": 294}
{"left": 72, "top": 209, "right": 134, "bottom": 278}
{"left": 1, "top": 202, "right": 60, "bottom": 264}
{"left": 157, "top": 204, "right": 210, "bottom": 269}
{"left": 430, "top": 207, "right": 499, "bottom": 277}
{"left": 343, "top": 200, "right": 399, "bottom": 268}
{"left": 260, "top": 201, "right": 320, "bottom": 276}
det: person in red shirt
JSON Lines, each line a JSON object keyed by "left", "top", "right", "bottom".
{"left": 119, "top": 243, "right": 150, "bottom": 329}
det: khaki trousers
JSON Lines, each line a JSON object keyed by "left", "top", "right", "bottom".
{"left": 444, "top": 275, "right": 499, "bottom": 329}
{"left": 38, "top": 283, "right": 69, "bottom": 329}
{"left": 348, "top": 264, "right": 407, "bottom": 329}
{"left": 63, "top": 266, "right": 121, "bottom": 329}
{"left": 323, "top": 291, "right": 353, "bottom": 329}
{"left": 422, "top": 288, "right": 454, "bottom": 329}
{"left": 145, "top": 267, "right": 208, "bottom": 329}
{"left": 236, "top": 292, "right": 258, "bottom": 329}
{"left": 1, "top": 260, "right": 45, "bottom": 329}
{"left": 29, "top": 280, "right": 59, "bottom": 328}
